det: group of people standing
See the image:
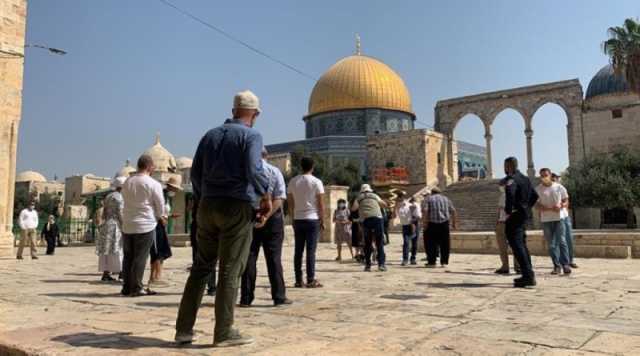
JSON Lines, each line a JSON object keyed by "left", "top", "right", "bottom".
{"left": 95, "top": 157, "right": 181, "bottom": 293}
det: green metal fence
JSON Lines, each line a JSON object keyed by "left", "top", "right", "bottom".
{"left": 13, "top": 217, "right": 95, "bottom": 246}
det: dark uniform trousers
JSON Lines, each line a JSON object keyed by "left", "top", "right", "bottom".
{"left": 505, "top": 211, "right": 534, "bottom": 279}
{"left": 426, "top": 221, "right": 450, "bottom": 265}
{"left": 240, "top": 211, "right": 286, "bottom": 305}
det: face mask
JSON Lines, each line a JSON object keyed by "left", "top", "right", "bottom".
{"left": 167, "top": 191, "right": 176, "bottom": 197}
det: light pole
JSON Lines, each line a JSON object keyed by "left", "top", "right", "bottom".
{"left": 0, "top": 44, "right": 67, "bottom": 58}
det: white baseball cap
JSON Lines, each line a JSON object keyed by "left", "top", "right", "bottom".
{"left": 233, "top": 90, "right": 261, "bottom": 112}
{"left": 360, "top": 184, "right": 373, "bottom": 193}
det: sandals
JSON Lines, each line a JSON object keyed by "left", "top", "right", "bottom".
{"left": 306, "top": 280, "right": 323, "bottom": 288}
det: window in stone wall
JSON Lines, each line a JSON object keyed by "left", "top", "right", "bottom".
{"left": 612, "top": 109, "right": 623, "bottom": 119}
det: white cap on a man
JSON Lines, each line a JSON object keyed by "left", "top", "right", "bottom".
{"left": 360, "top": 184, "right": 373, "bottom": 193}
{"left": 233, "top": 90, "right": 261, "bottom": 113}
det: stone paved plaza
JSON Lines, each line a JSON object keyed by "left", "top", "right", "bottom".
{"left": 1, "top": 235, "right": 640, "bottom": 355}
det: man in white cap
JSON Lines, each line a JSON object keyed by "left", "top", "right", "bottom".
{"left": 175, "top": 90, "right": 271, "bottom": 348}
{"left": 351, "top": 184, "right": 388, "bottom": 272}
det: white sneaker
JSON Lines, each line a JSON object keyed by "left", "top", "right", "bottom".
{"left": 175, "top": 332, "right": 196, "bottom": 345}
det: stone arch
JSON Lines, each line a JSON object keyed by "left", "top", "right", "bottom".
{"left": 434, "top": 79, "right": 584, "bottom": 181}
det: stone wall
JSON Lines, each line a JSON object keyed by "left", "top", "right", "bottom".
{"left": 582, "top": 93, "right": 640, "bottom": 157}
{"left": 447, "top": 230, "right": 640, "bottom": 259}
{"left": 367, "top": 129, "right": 456, "bottom": 188}
{"left": 64, "top": 175, "right": 111, "bottom": 205}
{"left": 0, "top": 0, "right": 27, "bottom": 257}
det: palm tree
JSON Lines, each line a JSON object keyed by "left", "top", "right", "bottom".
{"left": 603, "top": 18, "right": 640, "bottom": 95}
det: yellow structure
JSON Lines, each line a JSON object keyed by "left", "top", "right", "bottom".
{"left": 308, "top": 54, "right": 413, "bottom": 116}
{"left": 0, "top": 0, "right": 27, "bottom": 257}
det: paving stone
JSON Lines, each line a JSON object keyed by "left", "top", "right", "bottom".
{"left": 1, "top": 236, "right": 640, "bottom": 355}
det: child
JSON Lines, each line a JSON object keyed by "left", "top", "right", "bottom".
{"left": 333, "top": 199, "right": 353, "bottom": 261}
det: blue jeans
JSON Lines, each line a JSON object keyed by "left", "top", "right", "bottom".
{"left": 363, "top": 217, "right": 385, "bottom": 267}
{"left": 542, "top": 220, "right": 569, "bottom": 267}
{"left": 293, "top": 219, "right": 320, "bottom": 284}
{"left": 562, "top": 217, "right": 574, "bottom": 263}
{"left": 401, "top": 224, "right": 418, "bottom": 262}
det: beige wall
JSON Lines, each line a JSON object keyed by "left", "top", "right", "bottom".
{"left": 367, "top": 129, "right": 456, "bottom": 188}
{"left": 582, "top": 94, "right": 640, "bottom": 157}
{"left": 0, "top": 0, "right": 27, "bottom": 256}
{"left": 64, "top": 175, "right": 111, "bottom": 205}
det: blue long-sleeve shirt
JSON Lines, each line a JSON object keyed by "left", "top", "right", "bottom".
{"left": 191, "top": 119, "right": 269, "bottom": 204}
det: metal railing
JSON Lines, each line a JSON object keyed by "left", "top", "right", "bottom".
{"left": 13, "top": 218, "right": 96, "bottom": 245}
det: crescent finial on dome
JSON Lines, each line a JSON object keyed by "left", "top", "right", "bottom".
{"left": 155, "top": 132, "right": 160, "bottom": 145}
{"left": 355, "top": 33, "right": 361, "bottom": 55}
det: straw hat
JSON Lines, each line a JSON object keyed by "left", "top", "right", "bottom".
{"left": 166, "top": 176, "right": 183, "bottom": 191}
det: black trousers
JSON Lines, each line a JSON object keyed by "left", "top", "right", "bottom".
{"left": 241, "top": 212, "right": 286, "bottom": 304}
{"left": 45, "top": 235, "right": 57, "bottom": 255}
{"left": 121, "top": 231, "right": 154, "bottom": 295}
{"left": 505, "top": 212, "right": 534, "bottom": 279}
{"left": 426, "top": 221, "right": 450, "bottom": 265}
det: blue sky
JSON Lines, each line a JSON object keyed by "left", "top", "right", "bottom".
{"left": 17, "top": 0, "right": 638, "bottom": 179}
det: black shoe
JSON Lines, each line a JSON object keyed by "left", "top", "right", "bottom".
{"left": 562, "top": 265, "right": 572, "bottom": 275}
{"left": 31, "top": 256, "right": 38, "bottom": 260}
{"left": 207, "top": 288, "right": 216, "bottom": 296}
{"left": 237, "top": 302, "right": 251, "bottom": 308}
{"left": 494, "top": 267, "right": 509, "bottom": 274}
{"left": 129, "top": 291, "right": 145, "bottom": 297}
{"left": 570, "top": 263, "right": 578, "bottom": 269}
{"left": 294, "top": 282, "right": 305, "bottom": 288}
{"left": 410, "top": 260, "right": 417, "bottom": 265}
{"left": 274, "top": 298, "right": 293, "bottom": 306}
{"left": 364, "top": 265, "right": 371, "bottom": 272}
{"left": 16, "top": 256, "right": 23, "bottom": 260}
{"left": 514, "top": 278, "right": 536, "bottom": 288}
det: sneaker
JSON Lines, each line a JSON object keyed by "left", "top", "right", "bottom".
{"left": 174, "top": 331, "right": 196, "bottom": 345}
{"left": 551, "top": 266, "right": 561, "bottom": 275}
{"left": 378, "top": 265, "right": 387, "bottom": 272}
{"left": 364, "top": 266, "right": 371, "bottom": 272}
{"left": 562, "top": 265, "right": 572, "bottom": 275}
{"left": 214, "top": 329, "right": 254, "bottom": 348}
{"left": 570, "top": 263, "right": 578, "bottom": 269}
{"left": 274, "top": 298, "right": 293, "bottom": 306}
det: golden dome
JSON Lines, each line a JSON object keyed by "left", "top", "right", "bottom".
{"left": 16, "top": 170, "right": 47, "bottom": 183}
{"left": 143, "top": 134, "right": 177, "bottom": 173}
{"left": 308, "top": 55, "right": 413, "bottom": 116}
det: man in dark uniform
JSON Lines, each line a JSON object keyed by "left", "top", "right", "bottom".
{"left": 503, "top": 157, "right": 538, "bottom": 288}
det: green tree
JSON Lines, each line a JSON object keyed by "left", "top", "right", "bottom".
{"left": 603, "top": 18, "right": 640, "bottom": 95}
{"left": 286, "top": 146, "right": 364, "bottom": 200}
{"left": 563, "top": 149, "right": 640, "bottom": 227}
{"left": 13, "top": 185, "right": 36, "bottom": 220}
{"left": 37, "top": 192, "right": 63, "bottom": 218}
